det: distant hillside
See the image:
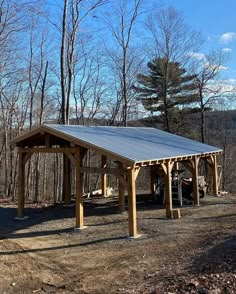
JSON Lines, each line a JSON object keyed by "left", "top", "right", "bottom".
{"left": 133, "top": 109, "right": 236, "bottom": 137}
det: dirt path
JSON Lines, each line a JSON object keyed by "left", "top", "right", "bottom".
{"left": 0, "top": 194, "right": 235, "bottom": 293}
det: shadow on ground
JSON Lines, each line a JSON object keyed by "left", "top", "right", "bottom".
{"left": 191, "top": 235, "right": 236, "bottom": 274}
{"left": 0, "top": 194, "right": 168, "bottom": 239}
{"left": 0, "top": 235, "right": 130, "bottom": 255}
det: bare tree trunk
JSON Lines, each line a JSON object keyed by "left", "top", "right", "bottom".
{"left": 39, "top": 61, "right": 49, "bottom": 125}
{"left": 122, "top": 56, "right": 128, "bottom": 127}
{"left": 104, "top": 0, "right": 143, "bottom": 127}
{"left": 60, "top": 0, "right": 68, "bottom": 124}
{"left": 200, "top": 107, "right": 205, "bottom": 143}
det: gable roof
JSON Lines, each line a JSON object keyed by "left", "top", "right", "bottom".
{"left": 10, "top": 124, "right": 222, "bottom": 166}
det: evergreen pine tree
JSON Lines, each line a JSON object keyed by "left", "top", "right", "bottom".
{"left": 133, "top": 57, "right": 198, "bottom": 132}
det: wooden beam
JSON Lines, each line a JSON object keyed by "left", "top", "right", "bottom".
{"left": 127, "top": 167, "right": 138, "bottom": 237}
{"left": 64, "top": 151, "right": 76, "bottom": 165}
{"left": 160, "top": 163, "right": 167, "bottom": 175}
{"left": 134, "top": 151, "right": 222, "bottom": 168}
{"left": 204, "top": 157, "right": 213, "bottom": 167}
{"left": 75, "top": 148, "right": 84, "bottom": 229}
{"left": 192, "top": 156, "right": 200, "bottom": 206}
{"left": 18, "top": 148, "right": 25, "bottom": 218}
{"left": 80, "top": 167, "right": 127, "bottom": 175}
{"left": 217, "top": 165, "right": 222, "bottom": 192}
{"left": 161, "top": 162, "right": 174, "bottom": 176}
{"left": 101, "top": 155, "right": 107, "bottom": 197}
{"left": 23, "top": 152, "right": 33, "bottom": 165}
{"left": 204, "top": 156, "right": 214, "bottom": 194}
{"left": 165, "top": 161, "right": 173, "bottom": 218}
{"left": 212, "top": 155, "right": 218, "bottom": 196}
{"left": 205, "top": 155, "right": 219, "bottom": 195}
{"left": 117, "top": 174, "right": 128, "bottom": 187}
{"left": 45, "top": 133, "right": 50, "bottom": 148}
{"left": 22, "top": 147, "right": 77, "bottom": 153}
{"left": 13, "top": 127, "right": 134, "bottom": 166}
{"left": 173, "top": 162, "right": 179, "bottom": 171}
{"left": 134, "top": 167, "right": 140, "bottom": 180}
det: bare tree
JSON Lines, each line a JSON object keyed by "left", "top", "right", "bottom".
{"left": 137, "top": 6, "right": 204, "bottom": 131}
{"left": 60, "top": 0, "right": 108, "bottom": 125}
{"left": 0, "top": 0, "right": 35, "bottom": 199}
{"left": 72, "top": 39, "right": 107, "bottom": 125}
{"left": 205, "top": 98, "right": 236, "bottom": 192}
{"left": 57, "top": 0, "right": 109, "bottom": 203}
{"left": 103, "top": 0, "right": 145, "bottom": 126}
{"left": 193, "top": 50, "right": 229, "bottom": 143}
{"left": 146, "top": 6, "right": 203, "bottom": 66}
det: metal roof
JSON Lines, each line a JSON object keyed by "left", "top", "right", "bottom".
{"left": 38, "top": 124, "right": 222, "bottom": 164}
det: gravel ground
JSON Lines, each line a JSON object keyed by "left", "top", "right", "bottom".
{"left": 0, "top": 193, "right": 235, "bottom": 293}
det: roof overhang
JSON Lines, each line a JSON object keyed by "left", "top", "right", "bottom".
{"left": 10, "top": 124, "right": 223, "bottom": 167}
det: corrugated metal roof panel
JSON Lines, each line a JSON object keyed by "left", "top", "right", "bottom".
{"left": 45, "top": 125, "right": 222, "bottom": 163}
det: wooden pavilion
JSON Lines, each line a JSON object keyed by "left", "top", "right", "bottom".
{"left": 10, "top": 124, "right": 222, "bottom": 238}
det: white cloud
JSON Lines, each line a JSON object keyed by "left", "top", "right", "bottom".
{"left": 190, "top": 52, "right": 228, "bottom": 71}
{"left": 203, "top": 63, "right": 228, "bottom": 71}
{"left": 221, "top": 78, "right": 236, "bottom": 84}
{"left": 218, "top": 65, "right": 228, "bottom": 70}
{"left": 205, "top": 82, "right": 236, "bottom": 94}
{"left": 190, "top": 52, "right": 206, "bottom": 60}
{"left": 222, "top": 47, "right": 232, "bottom": 53}
{"left": 219, "top": 32, "right": 236, "bottom": 43}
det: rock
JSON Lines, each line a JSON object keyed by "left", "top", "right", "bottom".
{"left": 198, "top": 287, "right": 208, "bottom": 294}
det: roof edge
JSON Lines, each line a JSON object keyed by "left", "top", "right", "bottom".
{"left": 9, "top": 125, "right": 47, "bottom": 146}
{"left": 9, "top": 124, "right": 136, "bottom": 166}
{"left": 134, "top": 150, "right": 223, "bottom": 167}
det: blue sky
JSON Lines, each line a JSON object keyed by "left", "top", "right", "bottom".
{"left": 163, "top": 0, "right": 236, "bottom": 82}
{"left": 47, "top": 0, "right": 236, "bottom": 98}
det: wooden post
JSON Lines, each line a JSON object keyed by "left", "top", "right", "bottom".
{"left": 118, "top": 176, "right": 125, "bottom": 213}
{"left": 64, "top": 155, "right": 71, "bottom": 205}
{"left": 150, "top": 166, "right": 156, "bottom": 196}
{"left": 101, "top": 155, "right": 107, "bottom": 197}
{"left": 212, "top": 155, "right": 218, "bottom": 196}
{"left": 75, "top": 148, "right": 84, "bottom": 229}
{"left": 165, "top": 161, "right": 173, "bottom": 218}
{"left": 117, "top": 162, "right": 125, "bottom": 213}
{"left": 127, "top": 167, "right": 138, "bottom": 237}
{"left": 192, "top": 157, "right": 200, "bottom": 206}
{"left": 173, "top": 162, "right": 179, "bottom": 171}
{"left": 17, "top": 148, "right": 25, "bottom": 218}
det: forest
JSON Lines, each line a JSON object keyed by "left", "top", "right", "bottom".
{"left": 0, "top": 0, "right": 235, "bottom": 202}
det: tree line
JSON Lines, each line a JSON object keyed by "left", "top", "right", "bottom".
{"left": 0, "top": 0, "right": 235, "bottom": 201}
